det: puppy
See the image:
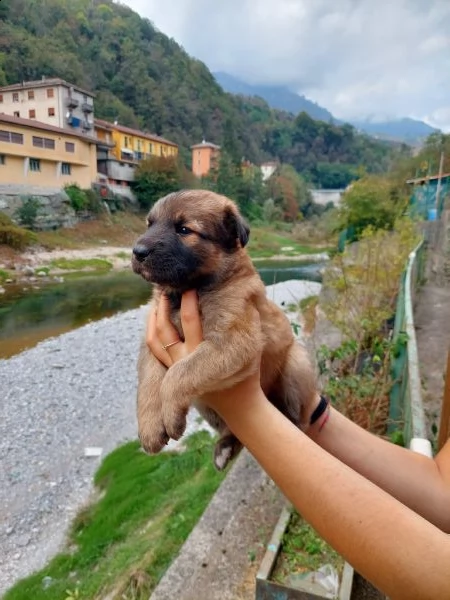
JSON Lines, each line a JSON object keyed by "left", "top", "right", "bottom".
{"left": 132, "top": 190, "right": 317, "bottom": 470}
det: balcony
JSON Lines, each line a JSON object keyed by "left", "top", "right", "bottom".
{"left": 82, "top": 102, "right": 94, "bottom": 113}
{"left": 82, "top": 120, "right": 92, "bottom": 130}
{"left": 66, "top": 97, "right": 79, "bottom": 109}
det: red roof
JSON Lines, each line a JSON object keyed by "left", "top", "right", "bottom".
{"left": 0, "top": 78, "right": 95, "bottom": 98}
{"left": 94, "top": 118, "right": 178, "bottom": 147}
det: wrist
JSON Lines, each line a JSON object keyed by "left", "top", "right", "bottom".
{"left": 306, "top": 395, "right": 330, "bottom": 436}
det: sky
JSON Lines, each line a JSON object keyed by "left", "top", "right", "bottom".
{"left": 123, "top": 0, "right": 450, "bottom": 131}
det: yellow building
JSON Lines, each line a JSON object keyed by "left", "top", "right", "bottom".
{"left": 95, "top": 119, "right": 178, "bottom": 162}
{"left": 0, "top": 113, "right": 98, "bottom": 189}
{"left": 94, "top": 119, "right": 178, "bottom": 188}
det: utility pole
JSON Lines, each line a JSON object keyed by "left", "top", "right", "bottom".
{"left": 435, "top": 151, "right": 445, "bottom": 213}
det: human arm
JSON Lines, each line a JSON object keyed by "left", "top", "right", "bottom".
{"left": 150, "top": 292, "right": 450, "bottom": 599}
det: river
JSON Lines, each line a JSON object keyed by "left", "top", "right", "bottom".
{"left": 0, "top": 260, "right": 324, "bottom": 359}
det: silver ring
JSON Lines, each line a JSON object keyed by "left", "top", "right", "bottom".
{"left": 162, "top": 339, "right": 181, "bottom": 351}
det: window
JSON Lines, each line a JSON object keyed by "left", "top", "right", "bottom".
{"left": 0, "top": 130, "right": 23, "bottom": 144}
{"left": 124, "top": 136, "right": 128, "bottom": 148}
{"left": 47, "top": 88, "right": 54, "bottom": 98}
{"left": 33, "top": 136, "right": 55, "bottom": 149}
{"left": 61, "top": 162, "right": 71, "bottom": 175}
{"left": 12, "top": 92, "right": 19, "bottom": 102}
{"left": 28, "top": 91, "right": 35, "bottom": 100}
{"left": 149, "top": 143, "right": 153, "bottom": 153}
{"left": 29, "top": 109, "right": 36, "bottom": 119}
{"left": 65, "top": 141, "right": 75, "bottom": 153}
{"left": 48, "top": 107, "right": 55, "bottom": 117}
{"left": 29, "top": 158, "right": 41, "bottom": 172}
{"left": 0, "top": 155, "right": 5, "bottom": 165}
{"left": 13, "top": 111, "right": 20, "bottom": 118}
{"left": 10, "top": 132, "right": 23, "bottom": 144}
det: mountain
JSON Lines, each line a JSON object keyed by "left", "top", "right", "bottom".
{"left": 214, "top": 71, "right": 335, "bottom": 123}
{"left": 0, "top": 0, "right": 404, "bottom": 187}
{"left": 214, "top": 72, "right": 438, "bottom": 144}
{"left": 351, "top": 118, "right": 438, "bottom": 144}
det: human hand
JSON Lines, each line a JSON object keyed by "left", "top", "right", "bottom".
{"left": 146, "top": 290, "right": 262, "bottom": 410}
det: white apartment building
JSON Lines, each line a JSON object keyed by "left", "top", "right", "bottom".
{"left": 0, "top": 77, "right": 95, "bottom": 137}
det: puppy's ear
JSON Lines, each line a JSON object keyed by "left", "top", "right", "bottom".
{"left": 222, "top": 208, "right": 250, "bottom": 249}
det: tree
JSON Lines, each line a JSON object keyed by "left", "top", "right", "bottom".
{"left": 338, "top": 176, "right": 409, "bottom": 238}
{"left": 267, "top": 165, "right": 312, "bottom": 222}
{"left": 133, "top": 156, "right": 187, "bottom": 209}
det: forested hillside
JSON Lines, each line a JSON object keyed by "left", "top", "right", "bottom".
{"left": 0, "top": 0, "right": 408, "bottom": 186}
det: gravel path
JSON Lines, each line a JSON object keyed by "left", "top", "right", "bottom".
{"left": 0, "top": 279, "right": 321, "bottom": 596}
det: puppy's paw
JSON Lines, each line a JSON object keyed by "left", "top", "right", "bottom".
{"left": 213, "top": 434, "right": 242, "bottom": 471}
{"left": 138, "top": 422, "right": 170, "bottom": 455}
{"left": 162, "top": 403, "right": 188, "bottom": 441}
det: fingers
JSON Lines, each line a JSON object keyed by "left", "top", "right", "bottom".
{"left": 146, "top": 305, "right": 173, "bottom": 367}
{"left": 180, "top": 290, "right": 203, "bottom": 351}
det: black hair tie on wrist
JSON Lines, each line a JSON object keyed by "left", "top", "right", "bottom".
{"left": 309, "top": 395, "right": 329, "bottom": 425}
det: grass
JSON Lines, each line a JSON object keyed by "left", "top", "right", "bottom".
{"left": 35, "top": 212, "right": 145, "bottom": 250}
{"left": 248, "top": 227, "right": 331, "bottom": 258}
{"left": 271, "top": 510, "right": 343, "bottom": 585}
{"left": 0, "top": 268, "right": 9, "bottom": 282}
{"left": 50, "top": 258, "right": 113, "bottom": 272}
{"left": 5, "top": 431, "right": 225, "bottom": 600}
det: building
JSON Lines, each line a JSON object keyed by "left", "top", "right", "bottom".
{"left": 191, "top": 140, "right": 221, "bottom": 177}
{"left": 309, "top": 188, "right": 345, "bottom": 207}
{"left": 260, "top": 161, "right": 278, "bottom": 182}
{"left": 0, "top": 113, "right": 98, "bottom": 189}
{"left": 94, "top": 118, "right": 179, "bottom": 189}
{"left": 0, "top": 77, "right": 95, "bottom": 138}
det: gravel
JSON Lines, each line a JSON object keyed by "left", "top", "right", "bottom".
{"left": 0, "top": 279, "right": 321, "bottom": 595}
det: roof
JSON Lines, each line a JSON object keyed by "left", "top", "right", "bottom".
{"left": 0, "top": 113, "right": 100, "bottom": 144}
{"left": 94, "top": 119, "right": 178, "bottom": 147}
{"left": 406, "top": 173, "right": 450, "bottom": 185}
{"left": 0, "top": 78, "right": 95, "bottom": 98}
{"left": 191, "top": 140, "right": 221, "bottom": 150}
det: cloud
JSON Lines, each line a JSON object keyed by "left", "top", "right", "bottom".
{"left": 123, "top": 0, "right": 450, "bottom": 130}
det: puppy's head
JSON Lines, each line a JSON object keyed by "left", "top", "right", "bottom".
{"left": 132, "top": 190, "right": 250, "bottom": 290}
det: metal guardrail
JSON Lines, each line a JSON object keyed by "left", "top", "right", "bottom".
{"left": 389, "top": 240, "right": 432, "bottom": 455}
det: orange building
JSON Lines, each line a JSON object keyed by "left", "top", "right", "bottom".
{"left": 191, "top": 140, "right": 220, "bottom": 177}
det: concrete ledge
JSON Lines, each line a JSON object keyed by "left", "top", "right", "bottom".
{"left": 150, "top": 450, "right": 286, "bottom": 600}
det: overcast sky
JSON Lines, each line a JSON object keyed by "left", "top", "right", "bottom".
{"left": 123, "top": 0, "right": 450, "bottom": 131}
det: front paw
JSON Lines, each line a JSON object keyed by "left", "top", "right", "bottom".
{"left": 161, "top": 401, "right": 188, "bottom": 441}
{"left": 139, "top": 419, "right": 170, "bottom": 455}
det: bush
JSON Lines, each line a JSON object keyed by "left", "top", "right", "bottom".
{"left": 0, "top": 211, "right": 14, "bottom": 226}
{"left": 0, "top": 225, "right": 37, "bottom": 250}
{"left": 15, "top": 197, "right": 41, "bottom": 229}
{"left": 65, "top": 184, "right": 88, "bottom": 212}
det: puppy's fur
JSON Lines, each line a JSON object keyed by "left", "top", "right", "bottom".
{"left": 132, "top": 190, "right": 317, "bottom": 470}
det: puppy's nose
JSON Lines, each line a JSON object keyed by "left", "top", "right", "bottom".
{"left": 133, "top": 244, "right": 151, "bottom": 262}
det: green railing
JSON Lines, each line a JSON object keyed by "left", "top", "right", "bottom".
{"left": 389, "top": 240, "right": 429, "bottom": 448}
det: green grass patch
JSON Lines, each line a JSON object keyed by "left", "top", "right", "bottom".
{"left": 272, "top": 510, "right": 343, "bottom": 584}
{"left": 5, "top": 431, "right": 225, "bottom": 600}
{"left": 115, "top": 251, "right": 130, "bottom": 259}
{"left": 248, "top": 227, "right": 328, "bottom": 258}
{"left": 50, "top": 258, "right": 113, "bottom": 272}
{"left": 0, "top": 268, "right": 10, "bottom": 282}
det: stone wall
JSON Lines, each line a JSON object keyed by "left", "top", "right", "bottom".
{"left": 0, "top": 184, "right": 78, "bottom": 230}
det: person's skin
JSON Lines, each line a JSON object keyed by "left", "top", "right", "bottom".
{"left": 147, "top": 291, "right": 450, "bottom": 600}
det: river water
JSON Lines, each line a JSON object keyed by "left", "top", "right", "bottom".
{"left": 0, "top": 260, "right": 324, "bottom": 359}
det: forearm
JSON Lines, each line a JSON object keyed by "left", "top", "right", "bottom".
{"left": 214, "top": 392, "right": 450, "bottom": 600}
{"left": 308, "top": 406, "right": 450, "bottom": 532}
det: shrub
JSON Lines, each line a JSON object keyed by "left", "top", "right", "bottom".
{"left": 0, "top": 211, "right": 14, "bottom": 226}
{"left": 65, "top": 184, "right": 88, "bottom": 212}
{"left": 0, "top": 225, "right": 37, "bottom": 250}
{"left": 15, "top": 197, "right": 41, "bottom": 229}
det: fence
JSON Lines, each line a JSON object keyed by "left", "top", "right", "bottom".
{"left": 389, "top": 240, "right": 431, "bottom": 453}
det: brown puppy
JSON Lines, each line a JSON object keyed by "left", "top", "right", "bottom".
{"left": 132, "top": 189, "right": 317, "bottom": 470}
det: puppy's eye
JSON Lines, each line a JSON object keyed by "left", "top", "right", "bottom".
{"left": 175, "top": 224, "right": 193, "bottom": 236}
{"left": 146, "top": 220, "right": 153, "bottom": 228}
